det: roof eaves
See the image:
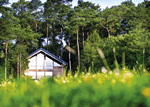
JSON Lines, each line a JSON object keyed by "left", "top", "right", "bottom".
{"left": 28, "top": 48, "right": 68, "bottom": 66}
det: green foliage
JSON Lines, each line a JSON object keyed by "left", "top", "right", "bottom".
{"left": 81, "top": 30, "right": 104, "bottom": 72}
{"left": 0, "top": 71, "right": 150, "bottom": 106}
{"left": 81, "top": 23, "right": 150, "bottom": 73}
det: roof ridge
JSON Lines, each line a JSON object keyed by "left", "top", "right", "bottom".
{"left": 28, "top": 48, "right": 68, "bottom": 65}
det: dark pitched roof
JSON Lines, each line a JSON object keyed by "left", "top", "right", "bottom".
{"left": 28, "top": 48, "right": 68, "bottom": 66}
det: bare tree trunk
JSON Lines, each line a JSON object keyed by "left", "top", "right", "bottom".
{"left": 68, "top": 40, "right": 71, "bottom": 73}
{"left": 107, "top": 18, "right": 110, "bottom": 41}
{"left": 76, "top": 29, "right": 80, "bottom": 68}
{"left": 5, "top": 42, "right": 8, "bottom": 81}
{"left": 20, "top": 52, "right": 21, "bottom": 76}
{"left": 11, "top": 65, "right": 13, "bottom": 79}
{"left": 35, "top": 22, "right": 37, "bottom": 33}
{"left": 19, "top": 42, "right": 21, "bottom": 76}
{"left": 35, "top": 22, "right": 38, "bottom": 50}
{"left": 17, "top": 55, "right": 19, "bottom": 78}
{"left": 82, "top": 27, "right": 84, "bottom": 49}
{"left": 52, "top": 22, "right": 55, "bottom": 47}
{"left": 100, "top": 18, "right": 110, "bottom": 41}
{"left": 60, "top": 27, "right": 63, "bottom": 59}
{"left": 47, "top": 16, "right": 48, "bottom": 51}
{"left": 35, "top": 9, "right": 38, "bottom": 50}
{"left": 108, "top": 31, "right": 110, "bottom": 41}
{"left": 87, "top": 32, "right": 89, "bottom": 40}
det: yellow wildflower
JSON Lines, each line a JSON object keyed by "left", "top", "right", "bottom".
{"left": 97, "top": 78, "right": 102, "bottom": 84}
{"left": 147, "top": 73, "right": 150, "bottom": 76}
{"left": 112, "top": 79, "right": 116, "bottom": 84}
{"left": 120, "top": 78, "right": 126, "bottom": 83}
{"left": 78, "top": 79, "right": 82, "bottom": 83}
{"left": 86, "top": 77, "right": 92, "bottom": 83}
{"left": 142, "top": 87, "right": 150, "bottom": 97}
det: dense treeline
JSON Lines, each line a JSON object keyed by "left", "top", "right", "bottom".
{"left": 0, "top": 0, "right": 150, "bottom": 81}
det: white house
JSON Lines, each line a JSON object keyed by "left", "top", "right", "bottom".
{"left": 24, "top": 48, "right": 68, "bottom": 79}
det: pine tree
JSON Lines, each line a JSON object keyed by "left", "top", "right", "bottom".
{"left": 0, "top": 12, "right": 17, "bottom": 80}
{"left": 0, "top": 0, "right": 11, "bottom": 15}
{"left": 57, "top": 0, "right": 72, "bottom": 59}
{"left": 78, "top": 1, "right": 100, "bottom": 48}
{"left": 99, "top": 6, "right": 123, "bottom": 40}
{"left": 11, "top": 23, "right": 41, "bottom": 77}
{"left": 27, "top": 0, "right": 42, "bottom": 50}
{"left": 81, "top": 30, "right": 104, "bottom": 72}
{"left": 68, "top": 6, "right": 85, "bottom": 68}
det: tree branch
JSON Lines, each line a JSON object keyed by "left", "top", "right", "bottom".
{"left": 100, "top": 23, "right": 110, "bottom": 32}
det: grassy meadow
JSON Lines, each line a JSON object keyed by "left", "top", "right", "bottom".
{"left": 0, "top": 67, "right": 150, "bottom": 107}
{"left": 0, "top": 48, "right": 150, "bottom": 107}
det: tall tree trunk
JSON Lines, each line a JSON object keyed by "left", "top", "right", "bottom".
{"left": 47, "top": 16, "right": 48, "bottom": 51}
{"left": 60, "top": 18, "right": 63, "bottom": 59}
{"left": 5, "top": 42, "right": 8, "bottom": 81}
{"left": 17, "top": 55, "right": 19, "bottom": 78}
{"left": 35, "top": 9, "right": 38, "bottom": 50}
{"left": 35, "top": 22, "right": 37, "bottom": 34}
{"left": 82, "top": 27, "right": 84, "bottom": 49}
{"left": 11, "top": 65, "right": 14, "bottom": 79}
{"left": 76, "top": 29, "right": 80, "bottom": 68}
{"left": 60, "top": 27, "right": 63, "bottom": 59}
{"left": 87, "top": 32, "right": 89, "bottom": 39}
{"left": 20, "top": 52, "right": 21, "bottom": 76}
{"left": 35, "top": 9, "right": 37, "bottom": 34}
{"left": 19, "top": 42, "right": 21, "bottom": 76}
{"left": 108, "top": 31, "right": 110, "bottom": 41}
{"left": 68, "top": 39, "right": 71, "bottom": 73}
{"left": 52, "top": 22, "right": 55, "bottom": 47}
{"left": 35, "top": 22, "right": 37, "bottom": 50}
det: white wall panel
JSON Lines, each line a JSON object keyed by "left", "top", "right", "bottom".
{"left": 28, "top": 53, "right": 59, "bottom": 71}
{"left": 45, "top": 72, "right": 53, "bottom": 77}
{"left": 37, "top": 72, "right": 45, "bottom": 79}
{"left": 24, "top": 71, "right": 36, "bottom": 79}
{"left": 29, "top": 57, "right": 36, "bottom": 69}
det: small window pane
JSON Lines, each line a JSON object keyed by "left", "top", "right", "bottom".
{"left": 45, "top": 57, "right": 53, "bottom": 69}
{"left": 37, "top": 53, "right": 44, "bottom": 69}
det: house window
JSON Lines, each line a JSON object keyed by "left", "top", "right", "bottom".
{"left": 37, "top": 53, "right": 44, "bottom": 69}
{"left": 45, "top": 57, "right": 53, "bottom": 69}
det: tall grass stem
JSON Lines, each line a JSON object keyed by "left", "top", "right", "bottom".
{"left": 97, "top": 48, "right": 111, "bottom": 72}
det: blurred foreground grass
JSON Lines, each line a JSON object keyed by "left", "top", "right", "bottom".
{"left": 0, "top": 67, "right": 150, "bottom": 107}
